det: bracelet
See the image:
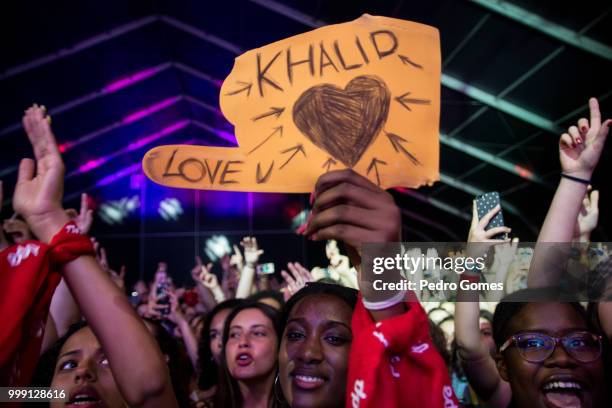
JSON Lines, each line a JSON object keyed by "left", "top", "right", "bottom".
{"left": 561, "top": 173, "right": 590, "bottom": 185}
{"left": 362, "top": 290, "right": 406, "bottom": 311}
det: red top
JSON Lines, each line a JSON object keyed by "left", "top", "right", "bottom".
{"left": 347, "top": 296, "right": 459, "bottom": 408}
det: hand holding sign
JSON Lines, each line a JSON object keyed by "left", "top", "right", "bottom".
{"left": 143, "top": 14, "right": 440, "bottom": 192}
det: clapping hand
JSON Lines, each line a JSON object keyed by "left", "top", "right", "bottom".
{"left": 13, "top": 104, "right": 69, "bottom": 242}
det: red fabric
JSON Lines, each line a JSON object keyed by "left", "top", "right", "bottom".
{"left": 0, "top": 222, "right": 94, "bottom": 386}
{"left": 346, "top": 296, "right": 459, "bottom": 408}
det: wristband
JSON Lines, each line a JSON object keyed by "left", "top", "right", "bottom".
{"left": 561, "top": 173, "right": 590, "bottom": 185}
{"left": 362, "top": 290, "right": 406, "bottom": 311}
{"left": 48, "top": 222, "right": 95, "bottom": 266}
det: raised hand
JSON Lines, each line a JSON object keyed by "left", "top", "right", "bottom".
{"left": 230, "top": 244, "right": 244, "bottom": 270}
{"left": 304, "top": 169, "right": 400, "bottom": 259}
{"left": 166, "top": 291, "right": 185, "bottom": 324}
{"left": 280, "top": 262, "right": 313, "bottom": 301}
{"left": 190, "top": 256, "right": 204, "bottom": 282}
{"left": 108, "top": 265, "right": 126, "bottom": 290}
{"left": 14, "top": 104, "right": 69, "bottom": 242}
{"left": 241, "top": 236, "right": 263, "bottom": 267}
{"left": 575, "top": 190, "right": 599, "bottom": 240}
{"left": 468, "top": 201, "right": 511, "bottom": 243}
{"left": 74, "top": 193, "right": 94, "bottom": 234}
{"left": 559, "top": 98, "right": 610, "bottom": 179}
{"left": 199, "top": 264, "right": 219, "bottom": 290}
{"left": 196, "top": 260, "right": 225, "bottom": 303}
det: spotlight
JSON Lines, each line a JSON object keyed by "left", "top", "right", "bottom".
{"left": 204, "top": 235, "right": 231, "bottom": 262}
{"left": 99, "top": 195, "right": 140, "bottom": 225}
{"left": 159, "top": 198, "right": 183, "bottom": 221}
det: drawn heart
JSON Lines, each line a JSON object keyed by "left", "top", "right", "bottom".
{"left": 292, "top": 75, "right": 390, "bottom": 168}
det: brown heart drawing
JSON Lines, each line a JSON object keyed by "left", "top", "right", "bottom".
{"left": 292, "top": 75, "right": 390, "bottom": 168}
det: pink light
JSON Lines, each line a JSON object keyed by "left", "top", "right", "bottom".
{"left": 122, "top": 96, "right": 181, "bottom": 124}
{"left": 103, "top": 66, "right": 161, "bottom": 94}
{"left": 72, "top": 120, "right": 189, "bottom": 177}
{"left": 514, "top": 164, "right": 534, "bottom": 180}
{"left": 215, "top": 129, "right": 237, "bottom": 144}
{"left": 126, "top": 120, "right": 189, "bottom": 152}
{"left": 96, "top": 164, "right": 142, "bottom": 187}
{"left": 59, "top": 142, "right": 73, "bottom": 153}
{"left": 79, "top": 158, "right": 107, "bottom": 173}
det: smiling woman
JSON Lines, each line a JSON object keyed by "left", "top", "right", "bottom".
{"left": 493, "top": 292, "right": 607, "bottom": 408}
{"left": 278, "top": 282, "right": 358, "bottom": 408}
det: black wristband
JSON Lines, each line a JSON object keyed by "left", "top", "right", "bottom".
{"left": 561, "top": 173, "right": 590, "bottom": 185}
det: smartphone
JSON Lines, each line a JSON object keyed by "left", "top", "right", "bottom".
{"left": 129, "top": 291, "right": 141, "bottom": 307}
{"left": 256, "top": 263, "right": 275, "bottom": 275}
{"left": 476, "top": 191, "right": 507, "bottom": 240}
{"left": 156, "top": 279, "right": 170, "bottom": 316}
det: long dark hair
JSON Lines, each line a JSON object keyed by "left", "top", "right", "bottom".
{"left": 215, "top": 301, "right": 281, "bottom": 408}
{"left": 142, "top": 318, "right": 192, "bottom": 408}
{"left": 198, "top": 299, "right": 245, "bottom": 390}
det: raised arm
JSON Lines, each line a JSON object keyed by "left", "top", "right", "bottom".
{"left": 15, "top": 105, "right": 177, "bottom": 407}
{"left": 304, "top": 169, "right": 405, "bottom": 321}
{"left": 455, "top": 202, "right": 511, "bottom": 407}
{"left": 529, "top": 98, "right": 609, "bottom": 287}
{"left": 235, "top": 236, "right": 263, "bottom": 298}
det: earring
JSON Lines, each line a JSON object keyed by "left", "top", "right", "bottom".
{"left": 273, "top": 372, "right": 286, "bottom": 404}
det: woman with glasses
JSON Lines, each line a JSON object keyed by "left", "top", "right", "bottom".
{"left": 492, "top": 292, "right": 605, "bottom": 408}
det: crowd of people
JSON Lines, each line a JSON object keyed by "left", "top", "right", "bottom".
{"left": 0, "top": 98, "right": 610, "bottom": 408}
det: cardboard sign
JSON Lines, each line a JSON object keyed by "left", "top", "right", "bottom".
{"left": 143, "top": 14, "right": 440, "bottom": 192}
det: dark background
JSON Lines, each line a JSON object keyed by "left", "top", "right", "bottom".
{"left": 1, "top": 0, "right": 610, "bottom": 288}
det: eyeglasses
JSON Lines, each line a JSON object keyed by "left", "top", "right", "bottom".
{"left": 500, "top": 331, "right": 602, "bottom": 363}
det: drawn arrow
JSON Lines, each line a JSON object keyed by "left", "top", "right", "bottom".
{"left": 252, "top": 107, "right": 285, "bottom": 122}
{"left": 256, "top": 161, "right": 274, "bottom": 184}
{"left": 367, "top": 158, "right": 387, "bottom": 186}
{"left": 322, "top": 157, "right": 338, "bottom": 172}
{"left": 225, "top": 81, "right": 252, "bottom": 97}
{"left": 398, "top": 54, "right": 423, "bottom": 69}
{"left": 385, "top": 132, "right": 420, "bottom": 165}
{"left": 279, "top": 144, "right": 306, "bottom": 170}
{"left": 395, "top": 92, "right": 430, "bottom": 112}
{"left": 248, "top": 126, "right": 283, "bottom": 155}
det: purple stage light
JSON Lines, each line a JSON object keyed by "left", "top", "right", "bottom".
{"left": 71, "top": 119, "right": 189, "bottom": 176}
{"left": 122, "top": 96, "right": 181, "bottom": 124}
{"left": 96, "top": 164, "right": 143, "bottom": 188}
{"left": 103, "top": 66, "right": 162, "bottom": 94}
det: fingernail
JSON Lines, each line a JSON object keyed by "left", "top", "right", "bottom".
{"left": 580, "top": 126, "right": 587, "bottom": 132}
{"left": 296, "top": 224, "right": 306, "bottom": 234}
{"left": 576, "top": 138, "right": 582, "bottom": 144}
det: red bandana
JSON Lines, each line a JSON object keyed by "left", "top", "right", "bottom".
{"left": 347, "top": 296, "right": 459, "bottom": 408}
{"left": 0, "top": 222, "right": 94, "bottom": 386}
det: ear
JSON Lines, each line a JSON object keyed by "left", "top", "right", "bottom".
{"left": 495, "top": 352, "right": 510, "bottom": 382}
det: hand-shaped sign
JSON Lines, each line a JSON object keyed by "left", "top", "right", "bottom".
{"left": 143, "top": 14, "right": 440, "bottom": 192}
